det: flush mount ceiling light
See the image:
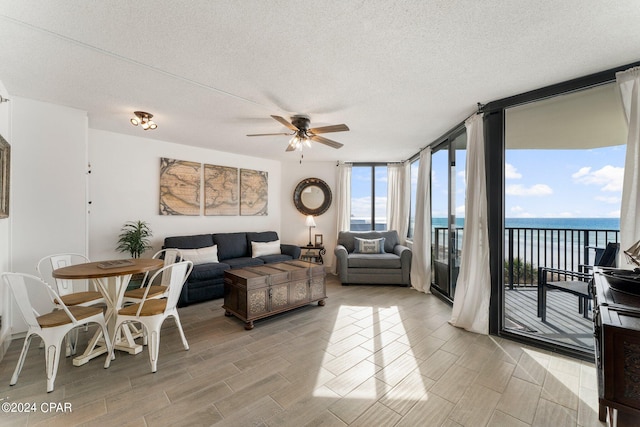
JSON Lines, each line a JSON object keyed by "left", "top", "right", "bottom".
{"left": 130, "top": 111, "right": 157, "bottom": 130}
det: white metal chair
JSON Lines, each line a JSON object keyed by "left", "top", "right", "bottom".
{"left": 37, "top": 253, "right": 105, "bottom": 307}
{"left": 105, "top": 260, "right": 193, "bottom": 373}
{"left": 1, "top": 272, "right": 113, "bottom": 392}
{"left": 122, "top": 248, "right": 182, "bottom": 304}
{"left": 37, "top": 253, "right": 105, "bottom": 356}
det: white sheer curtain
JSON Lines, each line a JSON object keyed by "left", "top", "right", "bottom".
{"left": 336, "top": 163, "right": 352, "bottom": 234}
{"left": 449, "top": 114, "right": 490, "bottom": 334}
{"left": 387, "top": 162, "right": 410, "bottom": 244}
{"left": 616, "top": 67, "right": 640, "bottom": 267}
{"left": 334, "top": 163, "right": 352, "bottom": 274}
{"left": 410, "top": 149, "right": 431, "bottom": 293}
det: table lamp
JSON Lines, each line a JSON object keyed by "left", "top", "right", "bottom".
{"left": 305, "top": 215, "right": 316, "bottom": 246}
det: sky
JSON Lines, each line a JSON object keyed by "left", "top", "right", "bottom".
{"left": 351, "top": 144, "right": 625, "bottom": 221}
{"left": 504, "top": 145, "right": 624, "bottom": 218}
{"left": 351, "top": 166, "right": 387, "bottom": 221}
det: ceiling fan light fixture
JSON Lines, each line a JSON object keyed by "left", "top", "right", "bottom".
{"left": 248, "top": 114, "right": 347, "bottom": 153}
{"left": 130, "top": 111, "right": 157, "bottom": 131}
{"left": 290, "top": 134, "right": 304, "bottom": 150}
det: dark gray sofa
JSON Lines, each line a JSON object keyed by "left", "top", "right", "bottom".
{"left": 163, "top": 231, "right": 301, "bottom": 306}
{"left": 335, "top": 230, "right": 412, "bottom": 286}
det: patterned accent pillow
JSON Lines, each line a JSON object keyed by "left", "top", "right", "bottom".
{"left": 180, "top": 245, "right": 219, "bottom": 265}
{"left": 354, "top": 237, "right": 386, "bottom": 254}
{"left": 251, "top": 240, "right": 281, "bottom": 257}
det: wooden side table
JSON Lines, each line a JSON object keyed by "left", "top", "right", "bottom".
{"left": 299, "top": 245, "right": 326, "bottom": 264}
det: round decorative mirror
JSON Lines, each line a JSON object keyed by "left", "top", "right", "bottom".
{"left": 293, "top": 178, "right": 332, "bottom": 216}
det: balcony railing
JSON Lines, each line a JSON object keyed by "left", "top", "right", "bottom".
{"left": 505, "top": 227, "right": 619, "bottom": 289}
{"left": 433, "top": 226, "right": 620, "bottom": 289}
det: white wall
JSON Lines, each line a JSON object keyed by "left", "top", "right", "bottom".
{"left": 88, "top": 129, "right": 282, "bottom": 260}
{"left": 279, "top": 160, "right": 338, "bottom": 269}
{"left": 8, "top": 97, "right": 88, "bottom": 333}
{"left": 0, "top": 80, "right": 11, "bottom": 356}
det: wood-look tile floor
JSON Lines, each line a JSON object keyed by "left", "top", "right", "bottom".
{"left": 0, "top": 275, "right": 608, "bottom": 427}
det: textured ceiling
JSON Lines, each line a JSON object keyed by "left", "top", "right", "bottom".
{"left": 0, "top": 1, "right": 639, "bottom": 162}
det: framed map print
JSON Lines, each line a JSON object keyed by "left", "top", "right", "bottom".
{"left": 240, "top": 168, "right": 268, "bottom": 216}
{"left": 204, "top": 164, "right": 238, "bottom": 215}
{"left": 159, "top": 158, "right": 201, "bottom": 215}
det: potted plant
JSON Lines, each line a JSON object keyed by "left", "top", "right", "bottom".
{"left": 116, "top": 220, "right": 153, "bottom": 258}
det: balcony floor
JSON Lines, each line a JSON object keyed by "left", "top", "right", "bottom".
{"left": 504, "top": 287, "right": 594, "bottom": 351}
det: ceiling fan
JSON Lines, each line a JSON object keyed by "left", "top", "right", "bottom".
{"left": 247, "top": 115, "right": 349, "bottom": 151}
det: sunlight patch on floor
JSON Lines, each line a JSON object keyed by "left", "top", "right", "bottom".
{"left": 313, "top": 304, "right": 429, "bottom": 401}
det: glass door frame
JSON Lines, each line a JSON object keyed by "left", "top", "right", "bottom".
{"left": 484, "top": 61, "right": 640, "bottom": 361}
{"left": 429, "top": 125, "right": 466, "bottom": 302}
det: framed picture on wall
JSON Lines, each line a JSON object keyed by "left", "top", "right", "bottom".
{"left": 315, "top": 234, "right": 323, "bottom": 246}
{"left": 0, "top": 133, "right": 10, "bottom": 219}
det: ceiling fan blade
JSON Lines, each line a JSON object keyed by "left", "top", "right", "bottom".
{"left": 246, "top": 132, "right": 292, "bottom": 137}
{"left": 308, "top": 124, "right": 350, "bottom": 134}
{"left": 271, "top": 115, "right": 298, "bottom": 131}
{"left": 310, "top": 134, "right": 344, "bottom": 149}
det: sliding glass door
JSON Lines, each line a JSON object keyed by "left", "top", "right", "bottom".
{"left": 502, "top": 83, "right": 625, "bottom": 352}
{"left": 430, "top": 130, "right": 466, "bottom": 299}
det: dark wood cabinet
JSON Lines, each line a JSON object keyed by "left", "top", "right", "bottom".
{"left": 223, "top": 260, "right": 326, "bottom": 330}
{"left": 592, "top": 269, "right": 640, "bottom": 426}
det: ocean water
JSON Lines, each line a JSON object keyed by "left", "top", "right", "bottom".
{"left": 432, "top": 217, "right": 620, "bottom": 230}
{"left": 504, "top": 217, "right": 619, "bottom": 231}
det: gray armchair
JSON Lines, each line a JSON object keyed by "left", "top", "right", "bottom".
{"left": 334, "top": 230, "right": 412, "bottom": 286}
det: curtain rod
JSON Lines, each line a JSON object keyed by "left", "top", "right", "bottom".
{"left": 463, "top": 102, "right": 485, "bottom": 123}
{"left": 412, "top": 101, "right": 484, "bottom": 160}
{"left": 336, "top": 161, "right": 405, "bottom": 166}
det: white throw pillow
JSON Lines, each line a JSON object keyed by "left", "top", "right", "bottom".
{"left": 354, "top": 237, "right": 386, "bottom": 254}
{"left": 180, "top": 245, "right": 219, "bottom": 265}
{"left": 251, "top": 240, "right": 281, "bottom": 257}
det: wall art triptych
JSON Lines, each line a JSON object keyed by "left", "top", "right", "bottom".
{"left": 159, "top": 158, "right": 267, "bottom": 216}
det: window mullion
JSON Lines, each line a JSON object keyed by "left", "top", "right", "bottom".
{"left": 370, "top": 166, "right": 375, "bottom": 230}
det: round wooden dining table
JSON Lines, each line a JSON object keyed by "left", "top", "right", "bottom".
{"left": 53, "top": 258, "right": 163, "bottom": 366}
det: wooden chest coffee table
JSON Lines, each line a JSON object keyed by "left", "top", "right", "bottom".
{"left": 223, "top": 260, "right": 326, "bottom": 330}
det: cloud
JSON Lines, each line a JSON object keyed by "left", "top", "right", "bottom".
{"left": 350, "top": 196, "right": 372, "bottom": 218}
{"left": 350, "top": 196, "right": 388, "bottom": 219}
{"left": 505, "top": 184, "right": 553, "bottom": 196}
{"left": 432, "top": 170, "right": 440, "bottom": 187}
{"left": 556, "top": 212, "right": 575, "bottom": 218}
{"left": 411, "top": 171, "right": 419, "bottom": 185}
{"left": 572, "top": 166, "right": 591, "bottom": 179}
{"left": 572, "top": 165, "right": 623, "bottom": 192}
{"left": 607, "top": 209, "right": 621, "bottom": 218}
{"left": 509, "top": 211, "right": 534, "bottom": 218}
{"left": 505, "top": 163, "right": 522, "bottom": 179}
{"left": 508, "top": 205, "right": 534, "bottom": 217}
{"left": 595, "top": 195, "right": 621, "bottom": 204}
